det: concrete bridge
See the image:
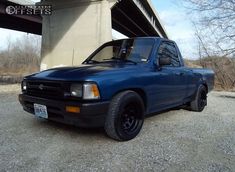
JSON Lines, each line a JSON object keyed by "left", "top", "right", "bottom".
{"left": 0, "top": 0, "right": 168, "bottom": 70}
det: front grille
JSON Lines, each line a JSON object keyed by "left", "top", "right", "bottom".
{"left": 26, "top": 81, "right": 64, "bottom": 99}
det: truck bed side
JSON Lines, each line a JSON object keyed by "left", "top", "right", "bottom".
{"left": 191, "top": 68, "right": 214, "bottom": 92}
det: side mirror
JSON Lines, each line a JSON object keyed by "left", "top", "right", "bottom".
{"left": 159, "top": 57, "right": 171, "bottom": 66}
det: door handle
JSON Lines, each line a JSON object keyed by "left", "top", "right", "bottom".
{"left": 175, "top": 72, "right": 184, "bottom": 76}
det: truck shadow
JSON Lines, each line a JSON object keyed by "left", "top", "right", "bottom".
{"left": 145, "top": 106, "right": 185, "bottom": 118}
{"left": 33, "top": 118, "right": 106, "bottom": 138}
{"left": 31, "top": 107, "right": 185, "bottom": 141}
{"left": 218, "top": 95, "right": 235, "bottom": 99}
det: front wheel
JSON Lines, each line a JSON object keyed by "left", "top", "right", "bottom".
{"left": 190, "top": 85, "right": 207, "bottom": 112}
{"left": 104, "top": 91, "right": 145, "bottom": 141}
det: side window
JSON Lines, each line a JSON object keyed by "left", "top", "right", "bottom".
{"left": 158, "top": 42, "right": 180, "bottom": 67}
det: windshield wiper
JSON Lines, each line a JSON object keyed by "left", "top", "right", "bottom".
{"left": 103, "top": 57, "right": 137, "bottom": 65}
{"left": 103, "top": 57, "right": 121, "bottom": 61}
{"left": 85, "top": 60, "right": 100, "bottom": 64}
{"left": 121, "top": 59, "right": 137, "bottom": 65}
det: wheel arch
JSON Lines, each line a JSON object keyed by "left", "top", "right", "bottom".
{"left": 193, "top": 82, "right": 208, "bottom": 100}
{"left": 202, "top": 83, "right": 208, "bottom": 93}
{"left": 112, "top": 88, "right": 148, "bottom": 111}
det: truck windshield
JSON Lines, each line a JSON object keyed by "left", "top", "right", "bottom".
{"left": 86, "top": 38, "right": 154, "bottom": 64}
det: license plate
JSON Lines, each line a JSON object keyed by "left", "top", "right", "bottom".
{"left": 34, "top": 104, "right": 48, "bottom": 119}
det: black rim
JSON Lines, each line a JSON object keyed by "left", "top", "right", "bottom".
{"left": 120, "top": 103, "right": 142, "bottom": 135}
{"left": 198, "top": 90, "right": 207, "bottom": 110}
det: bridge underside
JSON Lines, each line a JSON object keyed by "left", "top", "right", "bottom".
{"left": 0, "top": 0, "right": 42, "bottom": 34}
{"left": 0, "top": 14, "right": 42, "bottom": 35}
{"left": 0, "top": 0, "right": 167, "bottom": 38}
{"left": 112, "top": 0, "right": 166, "bottom": 38}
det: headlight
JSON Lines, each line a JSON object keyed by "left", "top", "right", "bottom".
{"left": 70, "top": 84, "right": 83, "bottom": 97}
{"left": 70, "top": 83, "right": 100, "bottom": 99}
{"left": 22, "top": 81, "right": 27, "bottom": 91}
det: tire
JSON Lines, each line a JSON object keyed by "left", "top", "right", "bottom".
{"left": 104, "top": 91, "right": 145, "bottom": 141}
{"left": 190, "top": 85, "right": 207, "bottom": 112}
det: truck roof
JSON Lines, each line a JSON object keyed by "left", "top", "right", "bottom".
{"left": 110, "top": 37, "right": 173, "bottom": 44}
{"left": 117, "top": 37, "right": 170, "bottom": 41}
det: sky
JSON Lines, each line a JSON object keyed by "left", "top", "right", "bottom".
{"left": 152, "top": 0, "right": 197, "bottom": 59}
{"left": 0, "top": 0, "right": 197, "bottom": 59}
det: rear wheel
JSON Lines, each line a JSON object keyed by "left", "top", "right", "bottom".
{"left": 190, "top": 85, "right": 207, "bottom": 112}
{"left": 104, "top": 91, "right": 144, "bottom": 141}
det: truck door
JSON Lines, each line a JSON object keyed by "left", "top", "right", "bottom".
{"left": 150, "top": 41, "right": 188, "bottom": 110}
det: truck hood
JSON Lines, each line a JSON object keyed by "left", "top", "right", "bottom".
{"left": 26, "top": 63, "right": 143, "bottom": 81}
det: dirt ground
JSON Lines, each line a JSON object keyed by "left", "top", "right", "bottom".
{"left": 0, "top": 84, "right": 234, "bottom": 172}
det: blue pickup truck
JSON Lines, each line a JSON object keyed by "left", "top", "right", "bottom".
{"left": 19, "top": 37, "right": 214, "bottom": 141}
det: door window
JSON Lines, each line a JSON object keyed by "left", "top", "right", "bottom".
{"left": 158, "top": 42, "right": 180, "bottom": 67}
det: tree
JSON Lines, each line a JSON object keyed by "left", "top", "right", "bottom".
{"left": 0, "top": 34, "right": 41, "bottom": 75}
{"left": 181, "top": 0, "right": 235, "bottom": 90}
{"left": 182, "top": 0, "right": 235, "bottom": 57}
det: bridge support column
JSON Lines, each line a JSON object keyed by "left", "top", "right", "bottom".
{"left": 40, "top": 0, "right": 114, "bottom": 70}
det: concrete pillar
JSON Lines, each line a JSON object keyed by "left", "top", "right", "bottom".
{"left": 40, "top": 0, "right": 115, "bottom": 70}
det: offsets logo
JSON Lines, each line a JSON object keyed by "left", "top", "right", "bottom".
{"left": 5, "top": 5, "right": 52, "bottom": 15}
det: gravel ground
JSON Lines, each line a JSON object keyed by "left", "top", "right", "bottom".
{"left": 0, "top": 84, "right": 235, "bottom": 172}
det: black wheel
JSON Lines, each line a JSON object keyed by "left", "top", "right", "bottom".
{"left": 104, "top": 91, "right": 145, "bottom": 141}
{"left": 190, "top": 85, "right": 207, "bottom": 112}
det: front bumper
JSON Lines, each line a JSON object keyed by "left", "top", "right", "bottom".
{"left": 19, "top": 94, "right": 109, "bottom": 128}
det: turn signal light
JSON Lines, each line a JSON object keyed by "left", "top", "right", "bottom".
{"left": 66, "top": 106, "right": 80, "bottom": 113}
{"left": 83, "top": 83, "right": 100, "bottom": 99}
{"left": 91, "top": 84, "right": 100, "bottom": 97}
